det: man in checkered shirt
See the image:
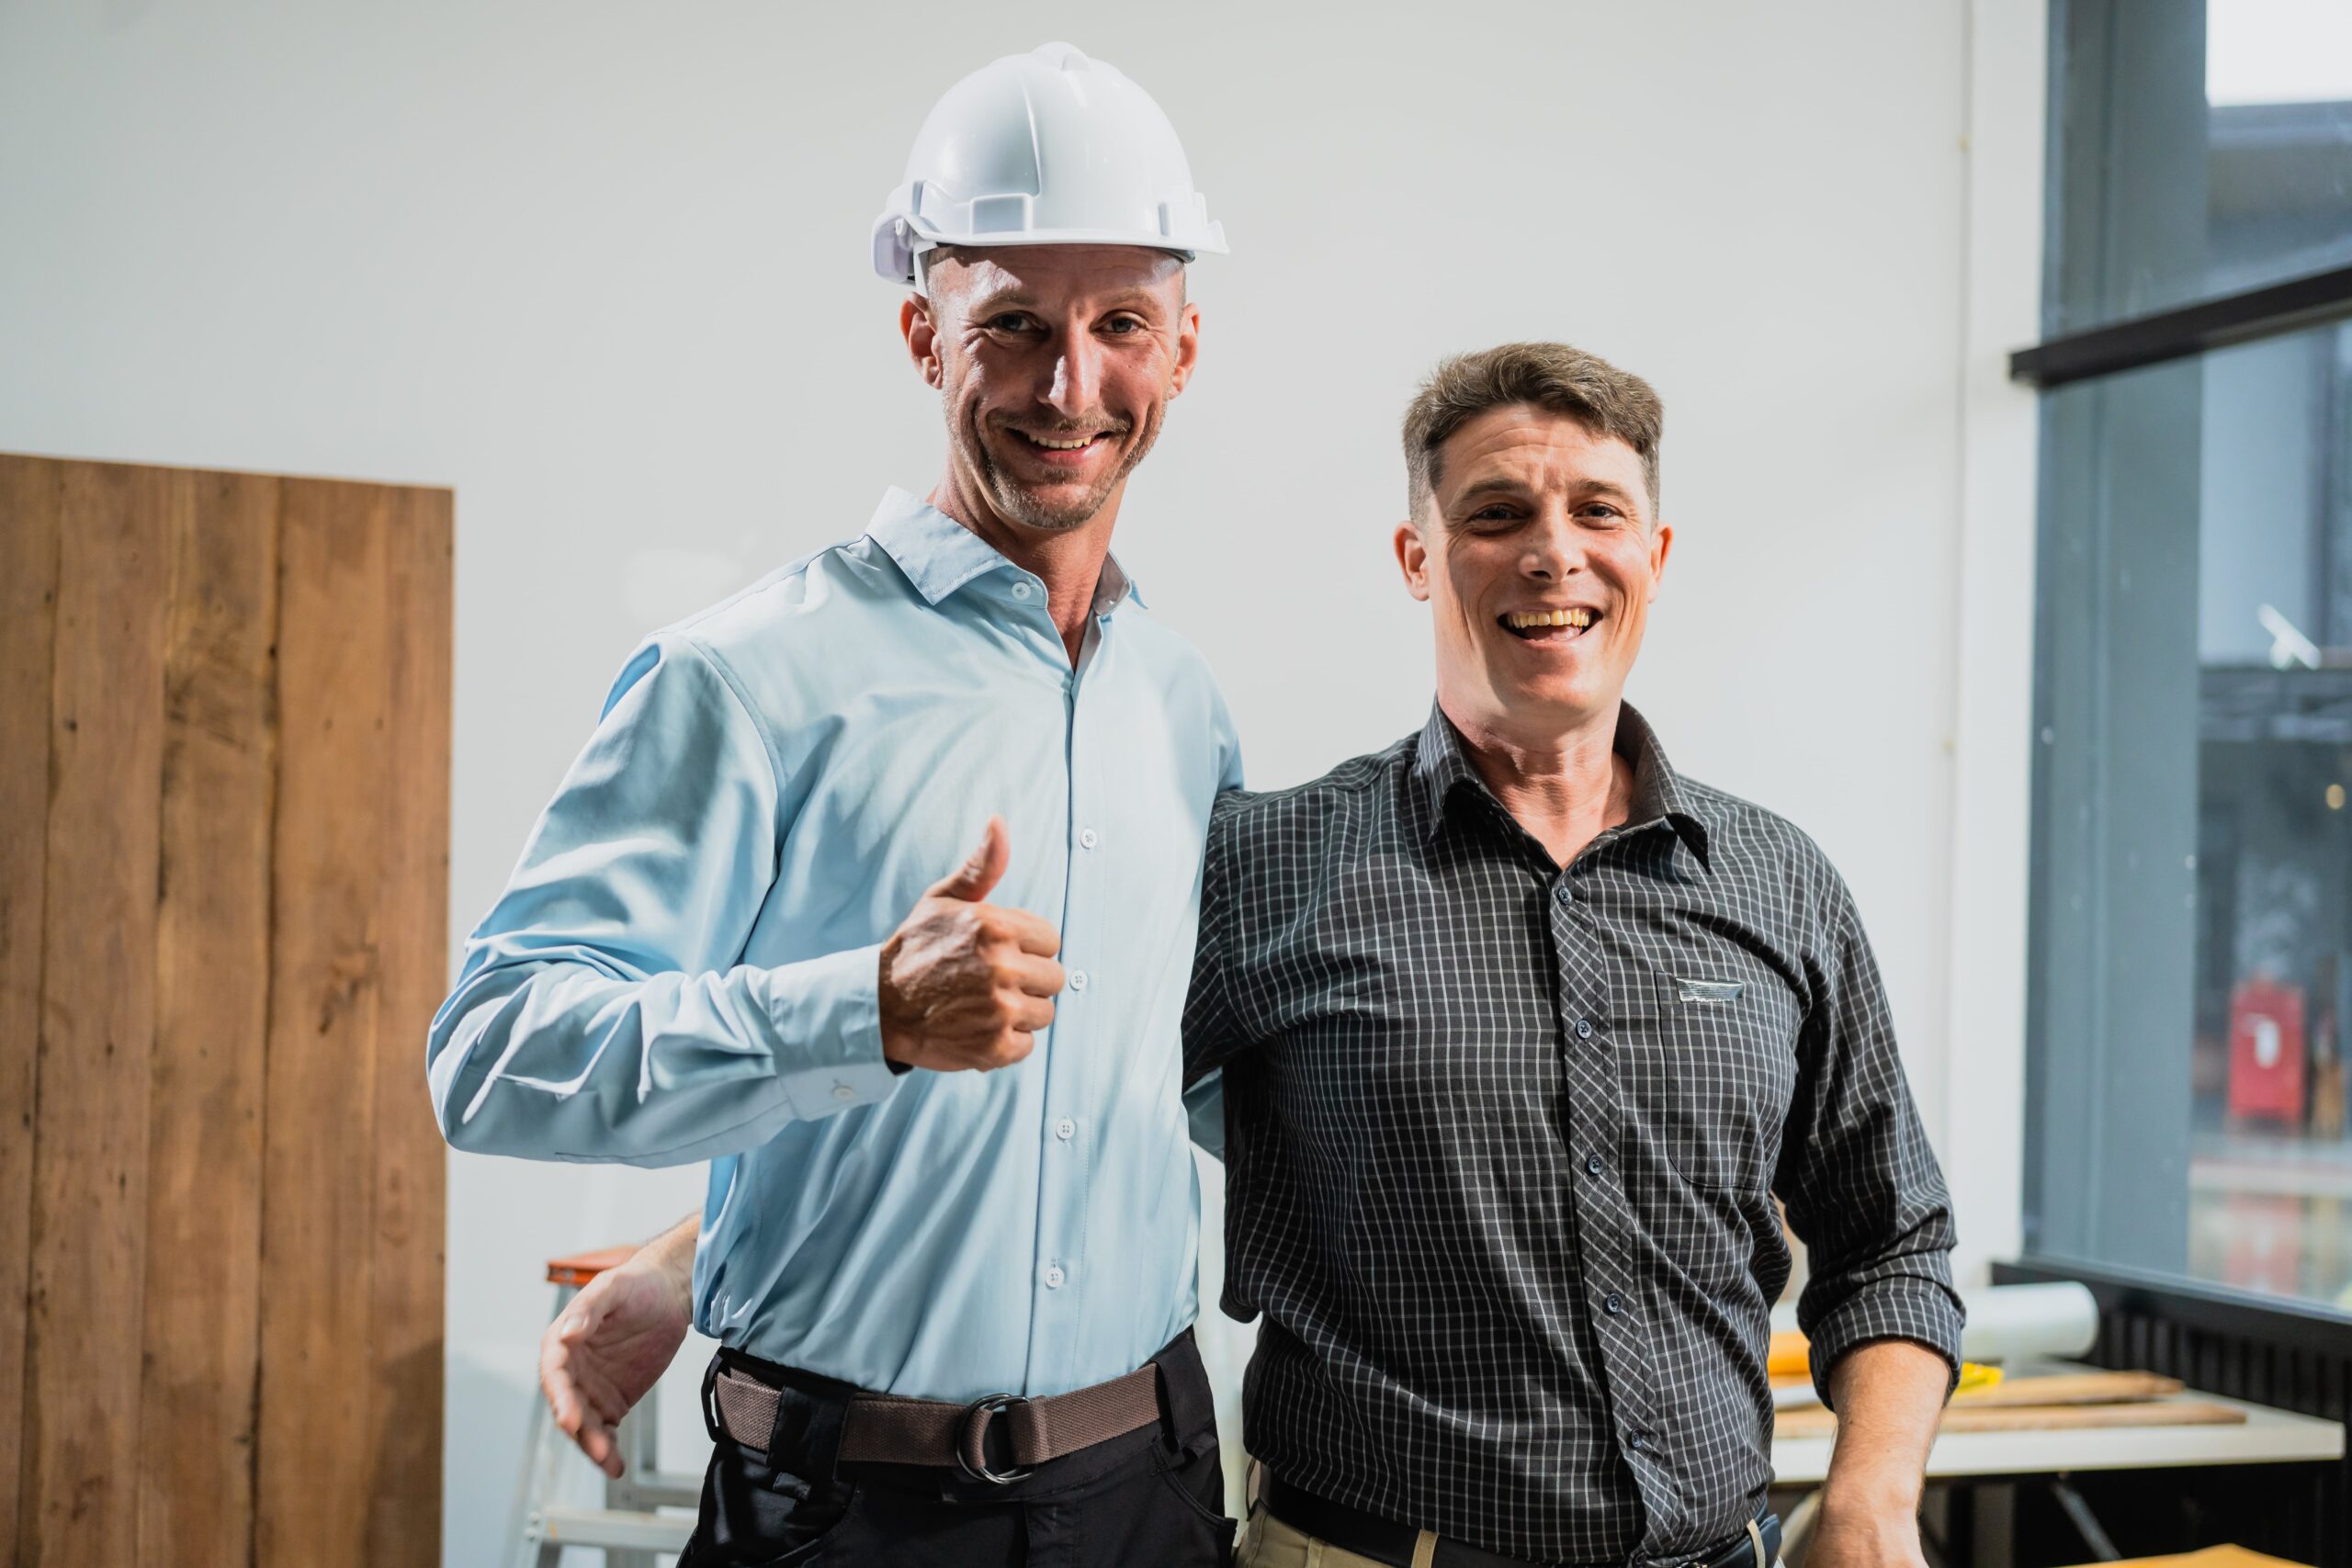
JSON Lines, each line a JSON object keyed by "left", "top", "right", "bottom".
{"left": 534, "top": 341, "right": 1961, "bottom": 1568}
{"left": 1184, "top": 342, "right": 1962, "bottom": 1568}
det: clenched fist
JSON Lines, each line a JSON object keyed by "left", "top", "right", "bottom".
{"left": 878, "top": 816, "right": 1066, "bottom": 1072}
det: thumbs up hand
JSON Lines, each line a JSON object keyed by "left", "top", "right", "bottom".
{"left": 877, "top": 816, "right": 1067, "bottom": 1073}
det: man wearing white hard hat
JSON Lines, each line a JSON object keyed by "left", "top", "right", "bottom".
{"left": 428, "top": 42, "right": 1241, "bottom": 1566}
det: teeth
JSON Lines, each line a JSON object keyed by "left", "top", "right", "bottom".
{"left": 1506, "top": 608, "right": 1595, "bottom": 630}
{"left": 1025, "top": 434, "right": 1096, "bottom": 450}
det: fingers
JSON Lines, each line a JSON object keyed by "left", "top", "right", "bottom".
{"left": 926, "top": 815, "right": 1009, "bottom": 903}
{"left": 581, "top": 1423, "right": 623, "bottom": 1480}
{"left": 1007, "top": 990, "right": 1057, "bottom": 1034}
{"left": 542, "top": 1313, "right": 586, "bottom": 1433}
{"left": 542, "top": 1292, "right": 628, "bottom": 1478}
{"left": 1005, "top": 952, "right": 1067, "bottom": 998}
{"left": 544, "top": 1351, "right": 622, "bottom": 1477}
{"left": 544, "top": 1369, "right": 581, "bottom": 1436}
{"left": 1000, "top": 907, "right": 1062, "bottom": 958}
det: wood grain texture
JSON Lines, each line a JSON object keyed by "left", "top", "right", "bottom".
{"left": 139, "top": 469, "right": 280, "bottom": 1567}
{"left": 0, "top": 456, "right": 64, "bottom": 1568}
{"left": 362, "top": 484, "right": 449, "bottom": 1568}
{"left": 23, "top": 460, "right": 173, "bottom": 1567}
{"left": 1779, "top": 1398, "right": 2250, "bottom": 1439}
{"left": 1953, "top": 1371, "right": 2187, "bottom": 1407}
{"left": 259, "top": 479, "right": 393, "bottom": 1568}
{"left": 3, "top": 455, "right": 449, "bottom": 1567}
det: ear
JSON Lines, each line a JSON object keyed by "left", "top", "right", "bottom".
{"left": 1394, "top": 519, "right": 1433, "bottom": 603}
{"left": 1645, "top": 520, "right": 1674, "bottom": 602}
{"left": 901, "top": 294, "right": 944, "bottom": 389}
{"left": 1167, "top": 300, "right": 1202, "bottom": 398}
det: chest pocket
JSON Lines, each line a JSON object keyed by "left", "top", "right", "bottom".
{"left": 1615, "top": 963, "right": 1800, "bottom": 1196}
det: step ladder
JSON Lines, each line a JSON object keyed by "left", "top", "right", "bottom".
{"left": 507, "top": 1247, "right": 702, "bottom": 1567}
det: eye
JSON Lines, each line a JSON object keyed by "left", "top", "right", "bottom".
{"left": 987, "top": 311, "right": 1040, "bottom": 333}
{"left": 1102, "top": 315, "right": 1147, "bottom": 335}
{"left": 1469, "top": 504, "right": 1519, "bottom": 523}
{"left": 1579, "top": 502, "right": 1624, "bottom": 523}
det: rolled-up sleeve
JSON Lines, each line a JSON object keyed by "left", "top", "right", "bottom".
{"left": 1778, "top": 869, "right": 1966, "bottom": 1407}
{"left": 426, "top": 637, "right": 898, "bottom": 1166}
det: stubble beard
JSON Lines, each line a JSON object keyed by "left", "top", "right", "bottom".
{"left": 962, "top": 408, "right": 1163, "bottom": 534}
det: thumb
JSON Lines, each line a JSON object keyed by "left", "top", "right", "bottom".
{"left": 927, "top": 815, "right": 1009, "bottom": 903}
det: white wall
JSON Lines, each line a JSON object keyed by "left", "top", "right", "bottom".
{"left": 0, "top": 2, "right": 2044, "bottom": 1562}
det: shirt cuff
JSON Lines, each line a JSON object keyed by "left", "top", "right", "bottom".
{"left": 764, "top": 942, "right": 898, "bottom": 1120}
{"left": 1804, "top": 1276, "right": 1966, "bottom": 1408}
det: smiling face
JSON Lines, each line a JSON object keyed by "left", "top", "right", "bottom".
{"left": 1396, "top": 402, "right": 1673, "bottom": 745}
{"left": 904, "top": 244, "right": 1198, "bottom": 536}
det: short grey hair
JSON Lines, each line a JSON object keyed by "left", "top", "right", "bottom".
{"left": 1401, "top": 342, "right": 1663, "bottom": 521}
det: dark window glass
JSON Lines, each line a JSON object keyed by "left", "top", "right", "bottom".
{"left": 2044, "top": 0, "right": 2352, "bottom": 336}
{"left": 2027, "top": 316, "right": 2352, "bottom": 1305}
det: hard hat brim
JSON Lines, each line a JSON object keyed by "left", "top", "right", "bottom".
{"left": 872, "top": 213, "right": 1227, "bottom": 286}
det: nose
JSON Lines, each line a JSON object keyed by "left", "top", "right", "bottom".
{"left": 1523, "top": 502, "right": 1585, "bottom": 581}
{"left": 1044, "top": 327, "right": 1104, "bottom": 419}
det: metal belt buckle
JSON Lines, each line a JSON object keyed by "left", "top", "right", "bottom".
{"left": 956, "top": 1393, "right": 1034, "bottom": 1484}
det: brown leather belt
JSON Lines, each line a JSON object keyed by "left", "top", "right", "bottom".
{"left": 712, "top": 1359, "right": 1167, "bottom": 1483}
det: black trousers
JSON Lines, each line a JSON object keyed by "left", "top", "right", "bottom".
{"left": 677, "top": 1330, "right": 1235, "bottom": 1568}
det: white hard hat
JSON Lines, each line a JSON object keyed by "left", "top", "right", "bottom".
{"left": 872, "top": 41, "right": 1227, "bottom": 288}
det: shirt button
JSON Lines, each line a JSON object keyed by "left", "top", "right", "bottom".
{"left": 1080, "top": 828, "right": 1099, "bottom": 850}
{"left": 1627, "top": 1430, "right": 1650, "bottom": 1452}
{"left": 1012, "top": 581, "right": 1034, "bottom": 599}
{"left": 1069, "top": 971, "right": 1089, "bottom": 992}
{"left": 1603, "top": 1292, "right": 1624, "bottom": 1314}
{"left": 1044, "top": 1264, "right": 1066, "bottom": 1289}
{"left": 1554, "top": 885, "right": 1574, "bottom": 907}
{"left": 831, "top": 1083, "right": 856, "bottom": 1102}
{"left": 1586, "top": 1155, "right": 1605, "bottom": 1177}
{"left": 1574, "top": 1018, "right": 1595, "bottom": 1041}
{"left": 1056, "top": 1117, "right": 1077, "bottom": 1142}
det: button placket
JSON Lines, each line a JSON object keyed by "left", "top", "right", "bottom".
{"left": 1546, "top": 874, "right": 1673, "bottom": 1540}
{"left": 1027, "top": 616, "right": 1099, "bottom": 1378}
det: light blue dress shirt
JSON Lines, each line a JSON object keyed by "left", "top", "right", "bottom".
{"left": 429, "top": 488, "right": 1242, "bottom": 1401}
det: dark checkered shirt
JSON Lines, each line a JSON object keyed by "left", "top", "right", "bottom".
{"left": 1184, "top": 702, "right": 1963, "bottom": 1567}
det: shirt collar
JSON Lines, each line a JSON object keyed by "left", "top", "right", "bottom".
{"left": 1409, "top": 698, "right": 1711, "bottom": 867}
{"left": 863, "top": 487, "right": 1147, "bottom": 613}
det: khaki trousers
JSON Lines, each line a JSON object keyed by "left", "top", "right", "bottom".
{"left": 1233, "top": 1497, "right": 1783, "bottom": 1568}
{"left": 1236, "top": 1501, "right": 1437, "bottom": 1568}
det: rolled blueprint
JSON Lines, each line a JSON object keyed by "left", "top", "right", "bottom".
{"left": 1958, "top": 1281, "right": 2099, "bottom": 1364}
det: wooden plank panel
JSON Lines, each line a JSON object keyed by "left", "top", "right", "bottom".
{"left": 0, "top": 456, "right": 65, "bottom": 1565}
{"left": 364, "top": 486, "right": 451, "bottom": 1566}
{"left": 22, "top": 460, "right": 175, "bottom": 1566}
{"left": 1779, "top": 1397, "right": 2248, "bottom": 1438}
{"left": 138, "top": 470, "right": 281, "bottom": 1567}
{"left": 258, "top": 480, "right": 390, "bottom": 1568}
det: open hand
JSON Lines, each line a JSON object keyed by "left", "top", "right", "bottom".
{"left": 538, "top": 1247, "right": 695, "bottom": 1480}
